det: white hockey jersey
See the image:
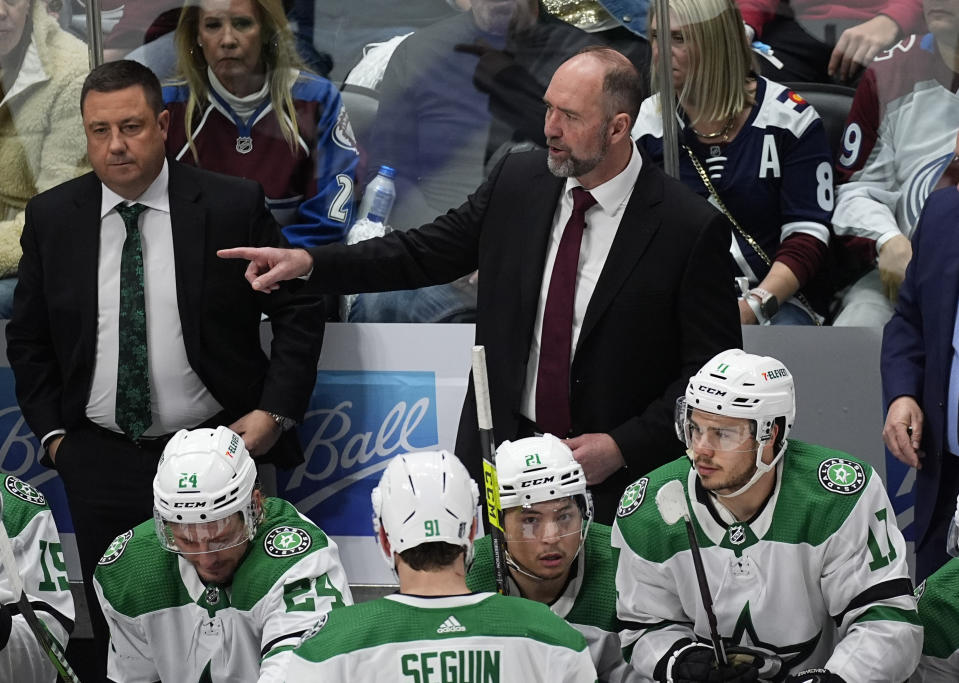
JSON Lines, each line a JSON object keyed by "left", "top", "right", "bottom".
{"left": 833, "top": 33, "right": 959, "bottom": 248}
{"left": 612, "top": 441, "right": 921, "bottom": 681}
{"left": 94, "top": 497, "right": 352, "bottom": 683}
{"left": 0, "top": 474, "right": 75, "bottom": 683}
{"left": 284, "top": 592, "right": 599, "bottom": 682}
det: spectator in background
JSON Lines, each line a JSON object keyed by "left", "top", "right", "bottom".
{"left": 290, "top": 0, "right": 465, "bottom": 82}
{"left": 0, "top": 0, "right": 88, "bottom": 318}
{"left": 352, "top": 0, "right": 646, "bottom": 323}
{"left": 738, "top": 0, "right": 926, "bottom": 84}
{"left": 832, "top": 0, "right": 959, "bottom": 326}
{"left": 635, "top": 0, "right": 833, "bottom": 325}
{"left": 164, "top": 0, "right": 359, "bottom": 248}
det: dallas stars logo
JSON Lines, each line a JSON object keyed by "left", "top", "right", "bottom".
{"left": 99, "top": 530, "right": 134, "bottom": 565}
{"left": 617, "top": 478, "right": 649, "bottom": 518}
{"left": 728, "top": 602, "right": 821, "bottom": 673}
{"left": 4, "top": 476, "right": 45, "bottom": 506}
{"left": 818, "top": 458, "right": 866, "bottom": 495}
{"left": 264, "top": 526, "right": 312, "bottom": 558}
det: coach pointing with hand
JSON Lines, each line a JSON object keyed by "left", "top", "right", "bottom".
{"left": 220, "top": 46, "right": 741, "bottom": 522}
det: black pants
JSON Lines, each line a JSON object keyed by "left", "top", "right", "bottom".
{"left": 55, "top": 425, "right": 172, "bottom": 682}
{"left": 916, "top": 452, "right": 959, "bottom": 583}
{"left": 758, "top": 16, "right": 864, "bottom": 86}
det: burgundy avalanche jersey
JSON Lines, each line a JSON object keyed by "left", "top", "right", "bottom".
{"left": 634, "top": 77, "right": 832, "bottom": 286}
{"left": 164, "top": 71, "right": 358, "bottom": 247}
{"left": 833, "top": 34, "right": 959, "bottom": 246}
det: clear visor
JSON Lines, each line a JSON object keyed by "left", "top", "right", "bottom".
{"left": 503, "top": 497, "right": 586, "bottom": 542}
{"left": 676, "top": 398, "right": 756, "bottom": 453}
{"left": 154, "top": 510, "right": 252, "bottom": 555}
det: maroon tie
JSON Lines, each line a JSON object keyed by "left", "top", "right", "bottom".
{"left": 535, "top": 187, "right": 597, "bottom": 436}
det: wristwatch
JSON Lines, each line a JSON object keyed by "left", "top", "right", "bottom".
{"left": 746, "top": 287, "right": 779, "bottom": 324}
{"left": 267, "top": 412, "right": 296, "bottom": 432}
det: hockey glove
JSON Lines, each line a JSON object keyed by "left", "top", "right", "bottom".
{"left": 785, "top": 669, "right": 845, "bottom": 683}
{"left": 657, "top": 640, "right": 766, "bottom": 682}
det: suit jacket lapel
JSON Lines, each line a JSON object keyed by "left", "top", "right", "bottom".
{"left": 73, "top": 174, "right": 104, "bottom": 367}
{"left": 167, "top": 162, "right": 206, "bottom": 361}
{"left": 577, "top": 151, "right": 664, "bottom": 349}
{"left": 519, "top": 166, "right": 565, "bottom": 330}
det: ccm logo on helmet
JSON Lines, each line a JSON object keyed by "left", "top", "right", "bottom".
{"left": 697, "top": 385, "right": 726, "bottom": 396}
{"left": 173, "top": 501, "right": 208, "bottom": 508}
{"left": 762, "top": 368, "right": 788, "bottom": 381}
{"left": 521, "top": 476, "right": 555, "bottom": 487}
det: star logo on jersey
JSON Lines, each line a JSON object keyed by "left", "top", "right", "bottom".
{"left": 4, "top": 475, "right": 45, "bottom": 506}
{"left": 99, "top": 530, "right": 134, "bottom": 565}
{"left": 617, "top": 478, "right": 649, "bottom": 518}
{"left": 297, "top": 613, "right": 329, "bottom": 647}
{"left": 818, "top": 458, "right": 866, "bottom": 495}
{"left": 264, "top": 526, "right": 312, "bottom": 558}
{"left": 729, "top": 602, "right": 821, "bottom": 672}
{"left": 437, "top": 615, "right": 467, "bottom": 633}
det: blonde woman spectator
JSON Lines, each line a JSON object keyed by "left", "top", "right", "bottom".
{"left": 0, "top": 0, "right": 88, "bottom": 316}
{"left": 635, "top": 0, "right": 833, "bottom": 325}
{"left": 164, "top": 0, "right": 358, "bottom": 248}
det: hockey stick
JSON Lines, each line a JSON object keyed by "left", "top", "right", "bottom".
{"left": 0, "top": 496, "right": 81, "bottom": 683}
{"left": 471, "top": 345, "right": 509, "bottom": 595}
{"left": 656, "top": 480, "right": 728, "bottom": 667}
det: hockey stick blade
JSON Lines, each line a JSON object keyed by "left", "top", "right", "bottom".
{"left": 0, "top": 502, "right": 81, "bottom": 683}
{"left": 656, "top": 480, "right": 689, "bottom": 525}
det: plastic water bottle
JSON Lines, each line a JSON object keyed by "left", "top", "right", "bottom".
{"left": 358, "top": 165, "right": 396, "bottom": 225}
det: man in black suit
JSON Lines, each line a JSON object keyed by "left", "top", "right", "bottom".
{"left": 221, "top": 47, "right": 741, "bottom": 523}
{"left": 5, "top": 60, "right": 325, "bottom": 678}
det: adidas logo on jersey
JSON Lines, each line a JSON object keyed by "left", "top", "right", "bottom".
{"left": 437, "top": 616, "right": 466, "bottom": 633}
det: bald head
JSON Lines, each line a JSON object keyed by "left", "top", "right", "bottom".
{"left": 569, "top": 47, "right": 643, "bottom": 128}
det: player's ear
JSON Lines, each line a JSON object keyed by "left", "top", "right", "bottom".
{"left": 468, "top": 518, "right": 477, "bottom": 543}
{"left": 378, "top": 525, "right": 391, "bottom": 555}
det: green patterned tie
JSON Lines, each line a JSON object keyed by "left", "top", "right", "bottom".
{"left": 114, "top": 202, "right": 151, "bottom": 440}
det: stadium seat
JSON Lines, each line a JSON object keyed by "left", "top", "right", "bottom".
{"left": 782, "top": 82, "right": 856, "bottom": 162}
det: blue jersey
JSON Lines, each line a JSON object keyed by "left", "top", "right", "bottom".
{"left": 164, "top": 70, "right": 359, "bottom": 248}
{"left": 634, "top": 78, "right": 832, "bottom": 286}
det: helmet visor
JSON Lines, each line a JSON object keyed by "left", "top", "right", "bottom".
{"left": 155, "top": 510, "right": 251, "bottom": 555}
{"left": 677, "top": 398, "right": 757, "bottom": 453}
{"left": 503, "top": 497, "right": 585, "bottom": 542}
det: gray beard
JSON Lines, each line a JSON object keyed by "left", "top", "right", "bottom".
{"left": 547, "top": 152, "right": 601, "bottom": 178}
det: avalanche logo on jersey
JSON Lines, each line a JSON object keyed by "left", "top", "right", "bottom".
{"left": 617, "top": 478, "right": 649, "bottom": 518}
{"left": 5, "top": 475, "right": 45, "bottom": 506}
{"left": 99, "top": 530, "right": 134, "bottom": 565}
{"left": 264, "top": 526, "right": 312, "bottom": 558}
{"left": 818, "top": 458, "right": 866, "bottom": 495}
{"left": 332, "top": 107, "right": 358, "bottom": 152}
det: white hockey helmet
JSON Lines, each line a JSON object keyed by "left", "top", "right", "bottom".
{"left": 371, "top": 450, "right": 479, "bottom": 570}
{"left": 676, "top": 349, "right": 795, "bottom": 496}
{"left": 153, "top": 427, "right": 262, "bottom": 554}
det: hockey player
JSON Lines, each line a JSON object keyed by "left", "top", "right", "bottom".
{"left": 911, "top": 497, "right": 959, "bottom": 681}
{"left": 0, "top": 474, "right": 74, "bottom": 683}
{"left": 613, "top": 349, "right": 921, "bottom": 682}
{"left": 93, "top": 426, "right": 352, "bottom": 682}
{"left": 285, "top": 449, "right": 599, "bottom": 681}
{"left": 465, "top": 434, "right": 631, "bottom": 682}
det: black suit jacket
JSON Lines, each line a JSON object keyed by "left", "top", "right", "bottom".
{"left": 6, "top": 161, "right": 326, "bottom": 468}
{"left": 307, "top": 147, "right": 742, "bottom": 520}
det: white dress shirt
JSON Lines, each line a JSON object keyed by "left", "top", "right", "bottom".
{"left": 87, "top": 160, "right": 223, "bottom": 436}
{"left": 521, "top": 145, "right": 643, "bottom": 423}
